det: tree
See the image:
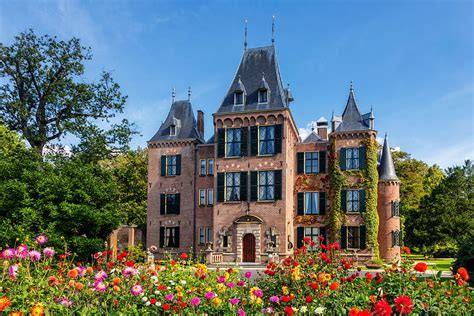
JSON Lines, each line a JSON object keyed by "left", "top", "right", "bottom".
{"left": 0, "top": 29, "right": 134, "bottom": 155}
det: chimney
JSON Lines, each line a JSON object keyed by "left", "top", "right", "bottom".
{"left": 197, "top": 110, "right": 204, "bottom": 138}
{"left": 316, "top": 117, "right": 328, "bottom": 140}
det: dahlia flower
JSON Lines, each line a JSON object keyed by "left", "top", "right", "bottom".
{"left": 29, "top": 250, "right": 41, "bottom": 261}
{"left": 43, "top": 247, "right": 55, "bottom": 258}
{"left": 36, "top": 234, "right": 48, "bottom": 245}
{"left": 131, "top": 284, "right": 144, "bottom": 296}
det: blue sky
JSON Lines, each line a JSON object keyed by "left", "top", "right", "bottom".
{"left": 1, "top": 0, "right": 472, "bottom": 168}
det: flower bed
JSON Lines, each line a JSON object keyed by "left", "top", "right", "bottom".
{"left": 0, "top": 235, "right": 472, "bottom": 315}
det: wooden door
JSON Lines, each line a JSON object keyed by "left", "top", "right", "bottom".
{"left": 242, "top": 233, "right": 256, "bottom": 262}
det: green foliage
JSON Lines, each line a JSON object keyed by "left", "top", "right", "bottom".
{"left": 453, "top": 233, "right": 474, "bottom": 284}
{"left": 126, "top": 243, "right": 147, "bottom": 262}
{"left": 328, "top": 138, "right": 345, "bottom": 242}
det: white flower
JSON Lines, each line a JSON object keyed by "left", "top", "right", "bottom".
{"left": 151, "top": 276, "right": 158, "bottom": 282}
{"left": 315, "top": 306, "right": 325, "bottom": 314}
{"left": 300, "top": 306, "right": 308, "bottom": 313}
{"left": 155, "top": 302, "right": 162, "bottom": 307}
{"left": 180, "top": 280, "right": 186, "bottom": 285}
{"left": 142, "top": 297, "right": 148, "bottom": 302}
{"left": 154, "top": 290, "right": 159, "bottom": 295}
{"left": 145, "top": 301, "right": 150, "bottom": 306}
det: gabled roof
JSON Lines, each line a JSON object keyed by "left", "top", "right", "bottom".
{"left": 217, "top": 46, "right": 289, "bottom": 113}
{"left": 303, "top": 131, "right": 324, "bottom": 143}
{"left": 378, "top": 134, "right": 399, "bottom": 181}
{"left": 149, "top": 100, "right": 203, "bottom": 142}
{"left": 335, "top": 87, "right": 372, "bottom": 132}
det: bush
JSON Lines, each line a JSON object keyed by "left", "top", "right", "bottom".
{"left": 453, "top": 234, "right": 474, "bottom": 284}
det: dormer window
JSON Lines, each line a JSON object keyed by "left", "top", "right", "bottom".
{"left": 258, "top": 89, "right": 268, "bottom": 104}
{"left": 234, "top": 91, "right": 244, "bottom": 105}
{"left": 170, "top": 124, "right": 176, "bottom": 136}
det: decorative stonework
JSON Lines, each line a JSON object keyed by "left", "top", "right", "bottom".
{"left": 264, "top": 226, "right": 280, "bottom": 253}
{"left": 235, "top": 224, "right": 261, "bottom": 262}
{"left": 218, "top": 226, "right": 232, "bottom": 252}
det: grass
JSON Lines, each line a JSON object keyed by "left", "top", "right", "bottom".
{"left": 404, "top": 254, "right": 454, "bottom": 271}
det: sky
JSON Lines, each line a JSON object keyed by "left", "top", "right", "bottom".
{"left": 1, "top": 0, "right": 473, "bottom": 168}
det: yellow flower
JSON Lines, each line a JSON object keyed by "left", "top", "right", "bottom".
{"left": 205, "top": 286, "right": 212, "bottom": 293}
{"left": 282, "top": 286, "right": 289, "bottom": 295}
{"left": 318, "top": 273, "right": 331, "bottom": 283}
{"left": 255, "top": 297, "right": 263, "bottom": 305}
{"left": 175, "top": 285, "right": 183, "bottom": 293}
{"left": 217, "top": 283, "right": 226, "bottom": 293}
{"left": 212, "top": 297, "right": 222, "bottom": 307}
{"left": 291, "top": 266, "right": 302, "bottom": 281}
{"left": 224, "top": 272, "right": 230, "bottom": 281}
{"left": 30, "top": 304, "right": 45, "bottom": 316}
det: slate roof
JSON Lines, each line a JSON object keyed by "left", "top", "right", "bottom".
{"left": 302, "top": 131, "right": 324, "bottom": 143}
{"left": 149, "top": 100, "right": 203, "bottom": 142}
{"left": 217, "top": 46, "right": 289, "bottom": 113}
{"left": 335, "top": 88, "right": 372, "bottom": 132}
{"left": 378, "top": 134, "right": 399, "bottom": 181}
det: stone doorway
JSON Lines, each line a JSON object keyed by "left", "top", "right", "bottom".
{"left": 242, "top": 233, "right": 256, "bottom": 262}
{"left": 234, "top": 214, "right": 263, "bottom": 263}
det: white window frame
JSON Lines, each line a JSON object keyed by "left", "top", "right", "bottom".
{"left": 200, "top": 159, "right": 206, "bottom": 176}
{"left": 258, "top": 125, "right": 276, "bottom": 156}
{"left": 258, "top": 89, "right": 268, "bottom": 104}
{"left": 199, "top": 227, "right": 205, "bottom": 245}
{"left": 207, "top": 159, "right": 214, "bottom": 175}
{"left": 206, "top": 227, "right": 213, "bottom": 244}
{"left": 258, "top": 170, "right": 275, "bottom": 201}
{"left": 225, "top": 172, "right": 241, "bottom": 202}
{"left": 346, "top": 190, "right": 360, "bottom": 213}
{"left": 199, "top": 189, "right": 206, "bottom": 206}
{"left": 346, "top": 148, "right": 360, "bottom": 170}
{"left": 207, "top": 188, "right": 214, "bottom": 206}
{"left": 304, "top": 192, "right": 319, "bottom": 215}
{"left": 170, "top": 125, "right": 176, "bottom": 136}
{"left": 225, "top": 128, "right": 241, "bottom": 157}
{"left": 304, "top": 227, "right": 320, "bottom": 251}
{"left": 347, "top": 226, "right": 360, "bottom": 249}
{"left": 166, "top": 155, "right": 177, "bottom": 176}
{"left": 304, "top": 152, "right": 319, "bottom": 174}
{"left": 234, "top": 91, "right": 244, "bottom": 105}
{"left": 164, "top": 227, "right": 178, "bottom": 248}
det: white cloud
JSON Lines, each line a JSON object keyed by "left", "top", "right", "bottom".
{"left": 298, "top": 121, "right": 317, "bottom": 140}
{"left": 422, "top": 140, "right": 474, "bottom": 169}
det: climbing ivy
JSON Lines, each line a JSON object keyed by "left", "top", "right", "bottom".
{"left": 327, "top": 138, "right": 346, "bottom": 242}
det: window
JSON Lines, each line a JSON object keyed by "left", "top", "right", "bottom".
{"left": 234, "top": 91, "right": 244, "bottom": 105}
{"left": 164, "top": 227, "right": 179, "bottom": 248}
{"left": 200, "top": 160, "right": 206, "bottom": 176}
{"left": 346, "top": 190, "right": 360, "bottom": 213}
{"left": 347, "top": 226, "right": 360, "bottom": 249}
{"left": 170, "top": 125, "right": 176, "bottom": 136}
{"left": 207, "top": 159, "right": 214, "bottom": 175}
{"left": 199, "top": 228, "right": 205, "bottom": 245}
{"left": 199, "top": 189, "right": 206, "bottom": 206}
{"left": 207, "top": 189, "right": 214, "bottom": 206}
{"left": 304, "top": 227, "right": 320, "bottom": 250}
{"left": 346, "top": 148, "right": 360, "bottom": 170}
{"left": 226, "top": 128, "right": 241, "bottom": 157}
{"left": 392, "top": 230, "right": 401, "bottom": 247}
{"left": 304, "top": 192, "right": 319, "bottom": 215}
{"left": 225, "top": 172, "right": 241, "bottom": 201}
{"left": 258, "top": 171, "right": 275, "bottom": 201}
{"left": 207, "top": 228, "right": 213, "bottom": 243}
{"left": 305, "top": 152, "right": 319, "bottom": 174}
{"left": 161, "top": 193, "right": 180, "bottom": 215}
{"left": 392, "top": 200, "right": 400, "bottom": 217}
{"left": 223, "top": 235, "right": 229, "bottom": 248}
{"left": 166, "top": 155, "right": 177, "bottom": 176}
{"left": 258, "top": 90, "right": 268, "bottom": 103}
{"left": 259, "top": 125, "right": 275, "bottom": 155}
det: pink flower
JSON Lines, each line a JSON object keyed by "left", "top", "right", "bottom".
{"left": 218, "top": 275, "right": 226, "bottom": 283}
{"left": 1, "top": 248, "right": 16, "bottom": 260}
{"left": 8, "top": 265, "right": 19, "bottom": 278}
{"left": 165, "top": 293, "right": 174, "bottom": 301}
{"left": 122, "top": 267, "right": 138, "bottom": 278}
{"left": 190, "top": 297, "right": 200, "bottom": 306}
{"left": 237, "top": 280, "right": 245, "bottom": 287}
{"left": 131, "top": 284, "right": 144, "bottom": 296}
{"left": 253, "top": 289, "right": 263, "bottom": 298}
{"left": 43, "top": 247, "right": 55, "bottom": 258}
{"left": 238, "top": 308, "right": 246, "bottom": 316}
{"left": 60, "top": 297, "right": 73, "bottom": 307}
{"left": 36, "top": 234, "right": 48, "bottom": 245}
{"left": 270, "top": 296, "right": 280, "bottom": 303}
{"left": 227, "top": 282, "right": 236, "bottom": 288}
{"left": 204, "top": 292, "right": 216, "bottom": 300}
{"left": 95, "top": 271, "right": 107, "bottom": 281}
{"left": 29, "top": 250, "right": 41, "bottom": 261}
{"left": 94, "top": 281, "right": 107, "bottom": 293}
{"left": 230, "top": 298, "right": 240, "bottom": 305}
{"left": 16, "top": 245, "right": 28, "bottom": 259}
{"left": 244, "top": 271, "right": 252, "bottom": 279}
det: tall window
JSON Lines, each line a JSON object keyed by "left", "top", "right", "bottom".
{"left": 304, "top": 227, "right": 320, "bottom": 251}
{"left": 259, "top": 125, "right": 275, "bottom": 155}
{"left": 170, "top": 125, "right": 176, "bottom": 136}
{"left": 207, "top": 159, "right": 214, "bottom": 175}
{"left": 207, "top": 228, "right": 213, "bottom": 243}
{"left": 392, "top": 200, "right": 400, "bottom": 217}
{"left": 164, "top": 227, "right": 178, "bottom": 248}
{"left": 346, "top": 148, "right": 360, "bottom": 170}
{"left": 258, "top": 90, "right": 268, "bottom": 103}
{"left": 223, "top": 235, "right": 229, "bottom": 248}
{"left": 200, "top": 160, "right": 206, "bottom": 175}
{"left": 392, "top": 230, "right": 401, "bottom": 247}
{"left": 199, "top": 228, "right": 205, "bottom": 245}
{"left": 225, "top": 172, "right": 241, "bottom": 201}
{"left": 166, "top": 155, "right": 177, "bottom": 176}
{"left": 305, "top": 152, "right": 319, "bottom": 174}
{"left": 304, "top": 192, "right": 319, "bottom": 215}
{"left": 347, "top": 226, "right": 360, "bottom": 249}
{"left": 346, "top": 190, "right": 360, "bottom": 213}
{"left": 207, "top": 189, "right": 214, "bottom": 206}
{"left": 234, "top": 91, "right": 244, "bottom": 105}
{"left": 199, "top": 189, "right": 206, "bottom": 206}
{"left": 161, "top": 193, "right": 179, "bottom": 215}
{"left": 259, "top": 171, "right": 275, "bottom": 201}
{"left": 226, "top": 128, "right": 241, "bottom": 157}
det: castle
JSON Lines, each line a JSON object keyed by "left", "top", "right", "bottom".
{"left": 146, "top": 42, "right": 401, "bottom": 264}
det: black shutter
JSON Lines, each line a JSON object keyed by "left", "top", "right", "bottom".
{"left": 319, "top": 192, "right": 326, "bottom": 215}
{"left": 297, "top": 192, "right": 305, "bottom": 215}
{"left": 359, "top": 146, "right": 366, "bottom": 169}
{"left": 360, "top": 226, "right": 366, "bottom": 249}
{"left": 240, "top": 127, "right": 248, "bottom": 156}
{"left": 250, "top": 126, "right": 258, "bottom": 156}
{"left": 341, "top": 226, "right": 347, "bottom": 249}
{"left": 176, "top": 155, "right": 181, "bottom": 175}
{"left": 274, "top": 170, "right": 282, "bottom": 200}
{"left": 297, "top": 227, "right": 304, "bottom": 248}
{"left": 159, "top": 227, "right": 165, "bottom": 248}
{"left": 274, "top": 124, "right": 283, "bottom": 154}
{"left": 160, "top": 194, "right": 166, "bottom": 215}
{"left": 161, "top": 156, "right": 166, "bottom": 176}
{"left": 175, "top": 193, "right": 180, "bottom": 214}
{"left": 320, "top": 227, "right": 327, "bottom": 243}
{"left": 175, "top": 227, "right": 180, "bottom": 248}
{"left": 341, "top": 190, "right": 347, "bottom": 212}
{"left": 359, "top": 190, "right": 366, "bottom": 213}
{"left": 297, "top": 152, "right": 305, "bottom": 174}
{"left": 240, "top": 172, "right": 248, "bottom": 201}
{"left": 250, "top": 171, "right": 258, "bottom": 201}
{"left": 339, "top": 148, "right": 346, "bottom": 170}
{"left": 217, "top": 173, "right": 225, "bottom": 202}
{"left": 319, "top": 151, "right": 327, "bottom": 173}
{"left": 217, "top": 128, "right": 225, "bottom": 158}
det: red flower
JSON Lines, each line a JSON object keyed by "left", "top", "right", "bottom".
{"left": 457, "top": 267, "right": 470, "bottom": 281}
{"left": 303, "top": 237, "right": 311, "bottom": 244}
{"left": 401, "top": 246, "right": 411, "bottom": 255}
{"left": 414, "top": 262, "right": 428, "bottom": 273}
{"left": 309, "top": 282, "right": 319, "bottom": 290}
{"left": 349, "top": 307, "right": 359, "bottom": 316}
{"left": 171, "top": 260, "right": 177, "bottom": 266}
{"left": 150, "top": 298, "right": 157, "bottom": 305}
{"left": 125, "top": 260, "right": 135, "bottom": 267}
{"left": 284, "top": 306, "right": 294, "bottom": 315}
{"left": 394, "top": 296, "right": 414, "bottom": 315}
{"left": 281, "top": 296, "right": 291, "bottom": 303}
{"left": 365, "top": 272, "right": 373, "bottom": 283}
{"left": 329, "top": 282, "right": 339, "bottom": 291}
{"left": 374, "top": 300, "right": 393, "bottom": 316}
{"left": 305, "top": 295, "right": 313, "bottom": 303}
{"left": 163, "top": 303, "right": 170, "bottom": 311}
{"left": 358, "top": 311, "right": 374, "bottom": 316}
{"left": 117, "top": 251, "right": 128, "bottom": 261}
{"left": 180, "top": 253, "right": 188, "bottom": 260}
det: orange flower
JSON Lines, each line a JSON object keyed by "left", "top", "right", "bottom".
{"left": 9, "top": 311, "right": 22, "bottom": 316}
{"left": 75, "top": 283, "right": 84, "bottom": 291}
{"left": 86, "top": 267, "right": 94, "bottom": 274}
{"left": 112, "top": 277, "right": 121, "bottom": 286}
{"left": 30, "top": 304, "right": 44, "bottom": 316}
{"left": 68, "top": 280, "right": 75, "bottom": 287}
{"left": 67, "top": 269, "right": 78, "bottom": 278}
{"left": 369, "top": 295, "right": 377, "bottom": 303}
{"left": 414, "top": 262, "right": 428, "bottom": 273}
{"left": 329, "top": 282, "right": 339, "bottom": 291}
{"left": 0, "top": 296, "right": 12, "bottom": 312}
{"left": 401, "top": 246, "right": 411, "bottom": 255}
{"left": 457, "top": 267, "right": 470, "bottom": 281}
{"left": 113, "top": 285, "right": 120, "bottom": 292}
{"left": 349, "top": 307, "right": 359, "bottom": 316}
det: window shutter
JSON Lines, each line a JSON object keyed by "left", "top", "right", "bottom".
{"left": 339, "top": 148, "right": 346, "bottom": 170}
{"left": 319, "top": 192, "right": 326, "bottom": 215}
{"left": 359, "top": 146, "right": 366, "bottom": 169}
{"left": 217, "top": 128, "right": 225, "bottom": 158}
{"left": 341, "top": 190, "right": 347, "bottom": 212}
{"left": 217, "top": 173, "right": 225, "bottom": 202}
{"left": 159, "top": 227, "right": 165, "bottom": 248}
{"left": 319, "top": 151, "right": 327, "bottom": 173}
{"left": 175, "top": 227, "right": 180, "bottom": 248}
{"left": 274, "top": 124, "right": 283, "bottom": 153}
{"left": 360, "top": 226, "right": 366, "bottom": 249}
{"left": 250, "top": 171, "right": 258, "bottom": 201}
{"left": 160, "top": 194, "right": 166, "bottom": 215}
{"left": 274, "top": 170, "right": 282, "bottom": 200}
{"left": 250, "top": 126, "right": 258, "bottom": 156}
{"left": 320, "top": 227, "right": 327, "bottom": 243}
{"left": 240, "top": 172, "right": 248, "bottom": 201}
{"left": 175, "top": 193, "right": 180, "bottom": 215}
{"left": 297, "top": 152, "right": 305, "bottom": 174}
{"left": 359, "top": 190, "right": 366, "bottom": 213}
{"left": 176, "top": 155, "right": 181, "bottom": 175}
{"left": 240, "top": 127, "right": 248, "bottom": 156}
{"left": 161, "top": 156, "right": 166, "bottom": 176}
{"left": 297, "top": 227, "right": 304, "bottom": 248}
{"left": 297, "top": 192, "right": 305, "bottom": 215}
{"left": 340, "top": 226, "right": 347, "bottom": 249}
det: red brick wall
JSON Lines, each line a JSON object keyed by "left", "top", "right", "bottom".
{"left": 377, "top": 181, "right": 401, "bottom": 262}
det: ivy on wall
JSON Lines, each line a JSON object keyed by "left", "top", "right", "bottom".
{"left": 327, "top": 138, "right": 346, "bottom": 242}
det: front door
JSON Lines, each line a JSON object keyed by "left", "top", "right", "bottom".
{"left": 242, "top": 233, "right": 256, "bottom": 262}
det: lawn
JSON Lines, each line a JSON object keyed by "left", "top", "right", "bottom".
{"left": 404, "top": 254, "right": 454, "bottom": 271}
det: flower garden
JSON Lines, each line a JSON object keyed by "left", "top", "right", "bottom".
{"left": 0, "top": 235, "right": 472, "bottom": 315}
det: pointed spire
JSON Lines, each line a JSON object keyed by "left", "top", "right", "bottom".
{"left": 259, "top": 72, "right": 270, "bottom": 90}
{"left": 235, "top": 75, "right": 246, "bottom": 93}
{"left": 341, "top": 81, "right": 361, "bottom": 119}
{"left": 271, "top": 15, "right": 275, "bottom": 46}
{"left": 370, "top": 106, "right": 375, "bottom": 119}
{"left": 244, "top": 19, "right": 248, "bottom": 51}
{"left": 286, "top": 83, "right": 294, "bottom": 102}
{"left": 379, "top": 134, "right": 399, "bottom": 181}
{"left": 188, "top": 86, "right": 192, "bottom": 101}
{"left": 369, "top": 107, "right": 375, "bottom": 129}
{"left": 172, "top": 88, "right": 176, "bottom": 103}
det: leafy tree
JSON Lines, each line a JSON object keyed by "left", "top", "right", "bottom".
{"left": 0, "top": 29, "right": 134, "bottom": 155}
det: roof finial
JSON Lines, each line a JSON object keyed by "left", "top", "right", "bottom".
{"left": 350, "top": 80, "right": 354, "bottom": 93}
{"left": 188, "top": 86, "right": 192, "bottom": 101}
{"left": 271, "top": 15, "right": 276, "bottom": 46}
{"left": 244, "top": 19, "right": 248, "bottom": 51}
{"left": 172, "top": 88, "right": 176, "bottom": 103}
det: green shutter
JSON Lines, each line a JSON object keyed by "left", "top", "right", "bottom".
{"left": 160, "top": 194, "right": 166, "bottom": 215}
{"left": 359, "top": 189, "right": 366, "bottom": 213}
{"left": 319, "top": 192, "right": 326, "bottom": 215}
{"left": 274, "top": 124, "right": 283, "bottom": 153}
{"left": 319, "top": 151, "right": 327, "bottom": 173}
{"left": 250, "top": 126, "right": 258, "bottom": 156}
{"left": 217, "top": 173, "right": 225, "bottom": 202}
{"left": 359, "top": 146, "right": 366, "bottom": 169}
{"left": 297, "top": 227, "right": 305, "bottom": 248}
{"left": 250, "top": 171, "right": 258, "bottom": 201}
{"left": 297, "top": 152, "right": 305, "bottom": 174}
{"left": 339, "top": 148, "right": 346, "bottom": 170}
{"left": 240, "top": 172, "right": 248, "bottom": 201}
{"left": 297, "top": 192, "right": 305, "bottom": 215}
{"left": 175, "top": 227, "right": 180, "bottom": 248}
{"left": 161, "top": 155, "right": 166, "bottom": 176}
{"left": 320, "top": 227, "right": 327, "bottom": 243}
{"left": 240, "top": 127, "right": 248, "bottom": 156}
{"left": 274, "top": 170, "right": 282, "bottom": 200}
{"left": 360, "top": 226, "right": 366, "bottom": 249}
{"left": 176, "top": 155, "right": 181, "bottom": 175}
{"left": 175, "top": 193, "right": 180, "bottom": 215}
{"left": 217, "top": 128, "right": 225, "bottom": 158}
{"left": 341, "top": 226, "right": 348, "bottom": 249}
{"left": 159, "top": 227, "right": 165, "bottom": 248}
{"left": 341, "top": 190, "right": 347, "bottom": 212}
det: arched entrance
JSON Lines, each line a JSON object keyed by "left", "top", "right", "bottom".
{"left": 242, "top": 233, "right": 256, "bottom": 262}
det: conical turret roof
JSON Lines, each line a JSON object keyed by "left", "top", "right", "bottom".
{"left": 378, "top": 134, "right": 399, "bottom": 181}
